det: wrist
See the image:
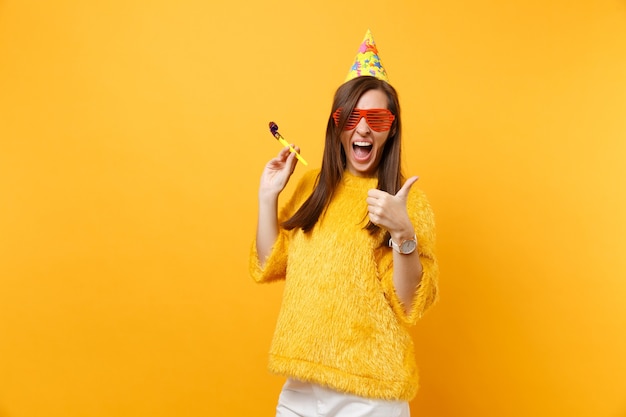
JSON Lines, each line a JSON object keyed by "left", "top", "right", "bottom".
{"left": 390, "top": 227, "right": 415, "bottom": 244}
{"left": 258, "top": 190, "right": 280, "bottom": 203}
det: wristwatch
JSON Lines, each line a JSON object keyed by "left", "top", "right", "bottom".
{"left": 389, "top": 235, "right": 418, "bottom": 255}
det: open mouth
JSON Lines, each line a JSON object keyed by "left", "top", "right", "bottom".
{"left": 352, "top": 141, "right": 373, "bottom": 160}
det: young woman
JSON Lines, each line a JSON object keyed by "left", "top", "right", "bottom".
{"left": 251, "top": 33, "right": 439, "bottom": 417}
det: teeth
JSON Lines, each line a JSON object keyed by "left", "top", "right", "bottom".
{"left": 354, "top": 141, "right": 372, "bottom": 147}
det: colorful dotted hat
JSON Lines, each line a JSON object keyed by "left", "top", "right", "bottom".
{"left": 345, "top": 29, "right": 389, "bottom": 82}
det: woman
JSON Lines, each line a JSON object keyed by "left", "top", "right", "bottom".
{"left": 251, "top": 32, "right": 439, "bottom": 417}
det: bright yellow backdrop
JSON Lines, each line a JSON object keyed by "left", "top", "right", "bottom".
{"left": 1, "top": 1, "right": 625, "bottom": 416}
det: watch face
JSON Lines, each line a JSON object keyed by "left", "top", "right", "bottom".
{"left": 400, "top": 239, "right": 417, "bottom": 254}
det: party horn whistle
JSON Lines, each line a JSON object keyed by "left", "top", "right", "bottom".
{"left": 268, "top": 122, "right": 308, "bottom": 165}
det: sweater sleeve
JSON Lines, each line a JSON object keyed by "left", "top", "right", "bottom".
{"left": 249, "top": 228, "right": 290, "bottom": 283}
{"left": 249, "top": 170, "right": 319, "bottom": 284}
{"left": 378, "top": 189, "right": 439, "bottom": 326}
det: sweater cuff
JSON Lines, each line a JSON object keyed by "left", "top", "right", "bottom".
{"left": 383, "top": 256, "right": 439, "bottom": 326}
{"left": 249, "top": 231, "right": 289, "bottom": 283}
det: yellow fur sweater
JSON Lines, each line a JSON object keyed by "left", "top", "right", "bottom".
{"left": 250, "top": 169, "right": 439, "bottom": 401}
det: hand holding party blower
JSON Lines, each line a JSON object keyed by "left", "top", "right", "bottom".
{"left": 268, "top": 122, "right": 308, "bottom": 166}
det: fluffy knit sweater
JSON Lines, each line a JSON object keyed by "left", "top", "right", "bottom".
{"left": 250, "top": 169, "right": 439, "bottom": 401}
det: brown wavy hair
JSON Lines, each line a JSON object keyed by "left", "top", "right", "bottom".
{"left": 282, "top": 76, "right": 404, "bottom": 238}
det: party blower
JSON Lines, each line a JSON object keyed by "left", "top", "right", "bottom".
{"left": 268, "top": 122, "right": 308, "bottom": 166}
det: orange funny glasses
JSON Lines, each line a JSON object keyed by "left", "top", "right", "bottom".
{"left": 332, "top": 108, "right": 395, "bottom": 132}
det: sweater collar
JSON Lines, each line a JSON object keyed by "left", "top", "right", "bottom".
{"left": 341, "top": 170, "right": 378, "bottom": 189}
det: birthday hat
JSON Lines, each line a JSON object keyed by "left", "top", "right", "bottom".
{"left": 344, "top": 29, "right": 389, "bottom": 82}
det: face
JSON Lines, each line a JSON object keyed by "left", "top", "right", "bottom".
{"left": 340, "top": 89, "right": 392, "bottom": 177}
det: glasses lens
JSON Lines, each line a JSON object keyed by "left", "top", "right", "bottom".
{"left": 345, "top": 110, "right": 362, "bottom": 130}
{"left": 363, "top": 109, "right": 394, "bottom": 132}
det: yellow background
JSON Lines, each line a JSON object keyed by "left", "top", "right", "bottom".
{"left": 1, "top": 1, "right": 625, "bottom": 416}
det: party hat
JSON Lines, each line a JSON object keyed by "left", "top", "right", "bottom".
{"left": 344, "top": 29, "right": 389, "bottom": 82}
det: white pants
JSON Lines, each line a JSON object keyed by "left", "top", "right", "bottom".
{"left": 275, "top": 378, "right": 410, "bottom": 417}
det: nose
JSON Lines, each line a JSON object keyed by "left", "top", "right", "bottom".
{"left": 355, "top": 115, "right": 371, "bottom": 135}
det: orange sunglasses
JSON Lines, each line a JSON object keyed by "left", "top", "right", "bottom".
{"left": 332, "top": 108, "right": 395, "bottom": 132}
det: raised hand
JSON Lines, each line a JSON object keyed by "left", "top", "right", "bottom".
{"left": 259, "top": 145, "right": 301, "bottom": 198}
{"left": 366, "top": 176, "right": 419, "bottom": 240}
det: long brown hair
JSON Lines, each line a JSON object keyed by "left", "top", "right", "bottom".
{"left": 282, "top": 76, "right": 404, "bottom": 237}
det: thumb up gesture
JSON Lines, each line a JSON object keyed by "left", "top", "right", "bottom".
{"left": 366, "top": 176, "right": 419, "bottom": 238}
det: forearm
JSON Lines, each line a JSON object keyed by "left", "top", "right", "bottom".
{"left": 392, "top": 251, "right": 423, "bottom": 313}
{"left": 256, "top": 195, "right": 279, "bottom": 267}
{"left": 255, "top": 146, "right": 299, "bottom": 266}
{"left": 390, "top": 229, "right": 423, "bottom": 315}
